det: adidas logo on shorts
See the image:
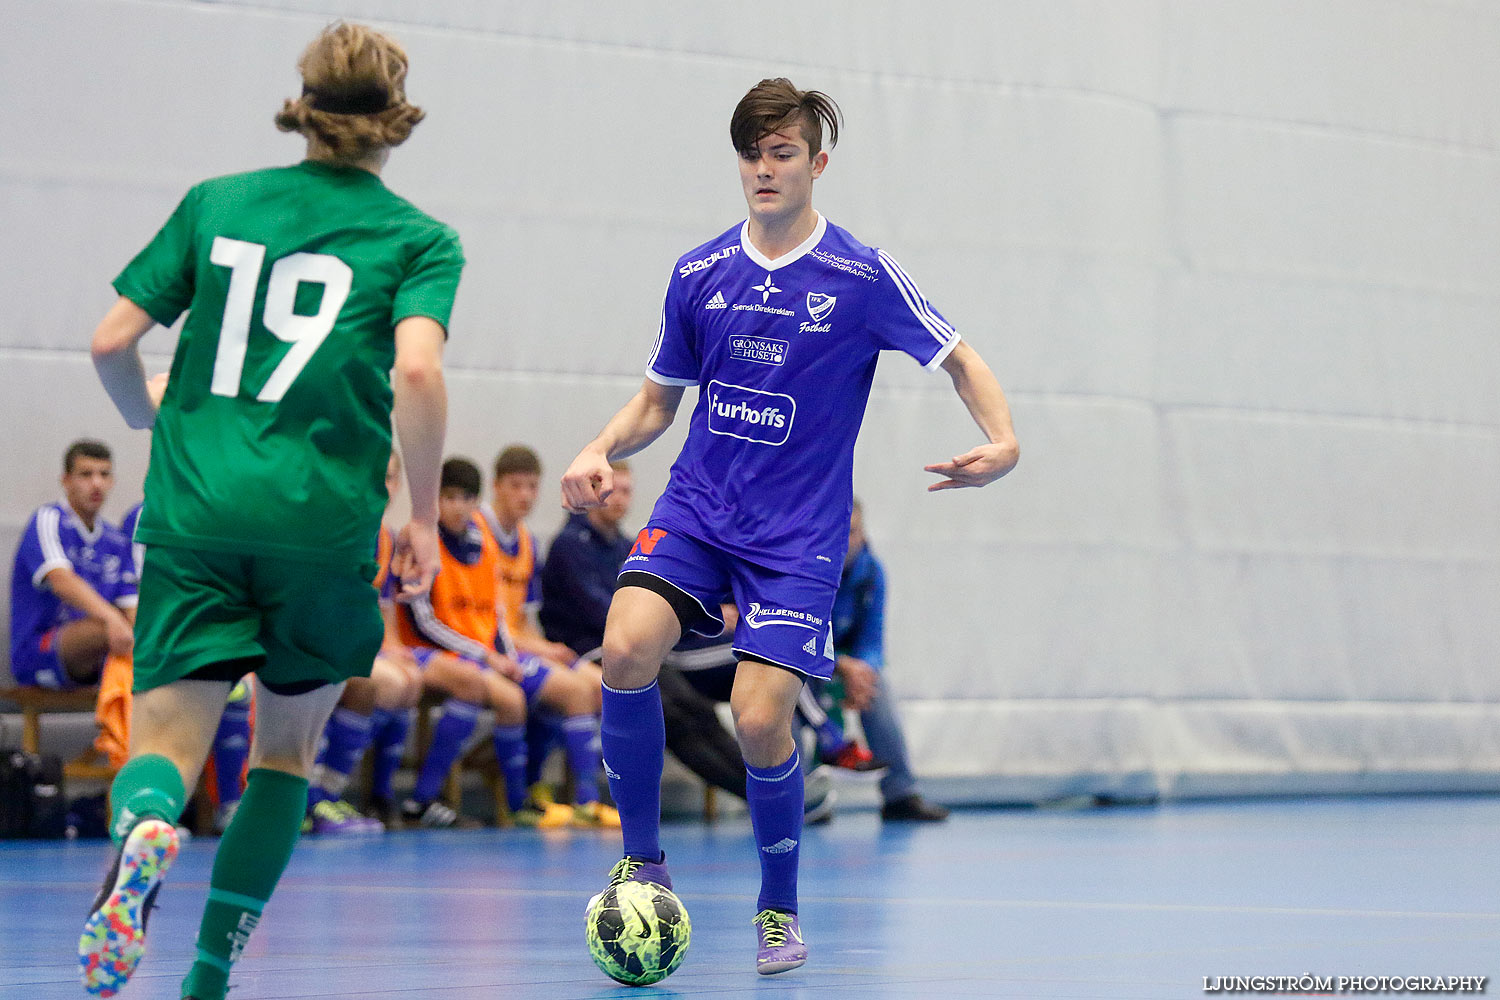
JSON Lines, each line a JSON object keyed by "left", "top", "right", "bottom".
{"left": 802, "top": 636, "right": 818, "bottom": 656}
{"left": 705, "top": 290, "right": 728, "bottom": 310}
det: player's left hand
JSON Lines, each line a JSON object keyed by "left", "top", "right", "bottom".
{"left": 924, "top": 441, "right": 1019, "bottom": 491}
{"left": 392, "top": 520, "right": 441, "bottom": 602}
{"left": 145, "top": 372, "right": 169, "bottom": 409}
{"left": 835, "top": 655, "right": 879, "bottom": 710}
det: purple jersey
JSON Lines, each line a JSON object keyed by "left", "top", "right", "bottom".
{"left": 9, "top": 502, "right": 138, "bottom": 661}
{"left": 645, "top": 215, "right": 959, "bottom": 583}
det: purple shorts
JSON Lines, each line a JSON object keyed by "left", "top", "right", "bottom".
{"left": 617, "top": 525, "right": 836, "bottom": 681}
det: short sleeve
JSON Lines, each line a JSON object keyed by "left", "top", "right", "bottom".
{"left": 869, "top": 249, "right": 962, "bottom": 371}
{"left": 392, "top": 226, "right": 466, "bottom": 333}
{"left": 112, "top": 187, "right": 200, "bottom": 328}
{"left": 645, "top": 269, "right": 700, "bottom": 386}
{"left": 19, "top": 509, "right": 72, "bottom": 589}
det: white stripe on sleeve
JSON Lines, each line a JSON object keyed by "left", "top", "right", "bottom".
{"left": 876, "top": 249, "right": 956, "bottom": 349}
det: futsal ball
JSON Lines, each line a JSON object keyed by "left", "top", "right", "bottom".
{"left": 585, "top": 881, "right": 691, "bottom": 986}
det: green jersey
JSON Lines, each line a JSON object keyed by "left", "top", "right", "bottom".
{"left": 115, "top": 161, "right": 464, "bottom": 567}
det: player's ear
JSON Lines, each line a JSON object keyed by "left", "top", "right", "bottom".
{"left": 811, "top": 149, "right": 828, "bottom": 179}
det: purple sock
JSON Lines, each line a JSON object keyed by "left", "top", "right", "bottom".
{"left": 746, "top": 748, "right": 804, "bottom": 914}
{"left": 812, "top": 716, "right": 847, "bottom": 756}
{"left": 369, "top": 708, "right": 410, "bottom": 803}
{"left": 310, "top": 708, "right": 374, "bottom": 806}
{"left": 524, "top": 711, "right": 561, "bottom": 787}
{"left": 561, "top": 715, "right": 600, "bottom": 806}
{"left": 413, "top": 700, "right": 481, "bottom": 804}
{"left": 601, "top": 680, "right": 665, "bottom": 861}
{"left": 212, "top": 688, "right": 252, "bottom": 807}
{"left": 492, "top": 724, "right": 529, "bottom": 813}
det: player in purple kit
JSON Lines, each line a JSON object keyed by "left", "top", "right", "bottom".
{"left": 561, "top": 78, "right": 1019, "bottom": 975}
{"left": 10, "top": 440, "right": 137, "bottom": 690}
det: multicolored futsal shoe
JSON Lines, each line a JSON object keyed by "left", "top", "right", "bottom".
{"left": 79, "top": 818, "right": 180, "bottom": 997}
{"left": 569, "top": 801, "right": 622, "bottom": 829}
{"left": 510, "top": 794, "right": 573, "bottom": 829}
{"left": 310, "top": 799, "right": 383, "bottom": 835}
{"left": 753, "top": 908, "right": 807, "bottom": 975}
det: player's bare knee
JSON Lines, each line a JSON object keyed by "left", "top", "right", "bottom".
{"left": 732, "top": 707, "right": 790, "bottom": 760}
{"left": 488, "top": 679, "right": 526, "bottom": 726}
{"left": 600, "top": 633, "right": 660, "bottom": 690}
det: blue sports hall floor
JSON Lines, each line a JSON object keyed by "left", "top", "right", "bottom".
{"left": 3, "top": 797, "right": 1498, "bottom": 999}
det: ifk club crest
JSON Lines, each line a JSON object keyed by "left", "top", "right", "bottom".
{"left": 806, "top": 292, "right": 836, "bottom": 322}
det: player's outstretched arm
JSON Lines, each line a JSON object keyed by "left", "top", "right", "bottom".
{"left": 561, "top": 378, "right": 684, "bottom": 511}
{"left": 91, "top": 297, "right": 161, "bottom": 430}
{"left": 928, "top": 340, "right": 1020, "bottom": 491}
{"left": 390, "top": 316, "right": 447, "bottom": 600}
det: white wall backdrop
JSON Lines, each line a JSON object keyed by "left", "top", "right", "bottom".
{"left": 2, "top": 0, "right": 1497, "bottom": 798}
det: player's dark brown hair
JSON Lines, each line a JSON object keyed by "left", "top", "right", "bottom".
{"left": 440, "top": 457, "right": 482, "bottom": 497}
{"left": 63, "top": 439, "right": 112, "bottom": 475}
{"left": 492, "top": 445, "right": 542, "bottom": 481}
{"left": 274, "top": 22, "right": 425, "bottom": 159}
{"left": 730, "top": 78, "right": 842, "bottom": 159}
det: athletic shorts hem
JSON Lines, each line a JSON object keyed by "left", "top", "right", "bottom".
{"left": 731, "top": 647, "right": 820, "bottom": 682}
{"left": 617, "top": 569, "right": 726, "bottom": 637}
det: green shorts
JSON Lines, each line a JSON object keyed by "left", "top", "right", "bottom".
{"left": 132, "top": 545, "right": 382, "bottom": 694}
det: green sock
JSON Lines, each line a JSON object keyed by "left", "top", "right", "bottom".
{"left": 109, "top": 753, "right": 186, "bottom": 845}
{"left": 180, "top": 768, "right": 309, "bottom": 1000}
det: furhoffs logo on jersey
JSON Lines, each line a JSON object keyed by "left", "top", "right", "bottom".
{"left": 806, "top": 292, "right": 836, "bottom": 322}
{"left": 706, "top": 380, "right": 795, "bottom": 446}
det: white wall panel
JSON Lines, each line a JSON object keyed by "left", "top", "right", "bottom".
{"left": 2, "top": 1, "right": 1496, "bottom": 799}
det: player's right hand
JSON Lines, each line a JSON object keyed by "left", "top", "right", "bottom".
{"left": 105, "top": 614, "right": 135, "bottom": 657}
{"left": 392, "top": 520, "right": 441, "bottom": 602}
{"left": 561, "top": 448, "right": 613, "bottom": 512}
{"left": 835, "top": 655, "right": 879, "bottom": 711}
{"left": 487, "top": 652, "right": 525, "bottom": 683}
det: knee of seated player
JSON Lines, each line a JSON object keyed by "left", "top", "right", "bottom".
{"left": 422, "top": 652, "right": 488, "bottom": 704}
{"left": 485, "top": 674, "right": 527, "bottom": 726}
{"left": 537, "top": 667, "right": 593, "bottom": 717}
{"left": 340, "top": 675, "right": 379, "bottom": 715}
{"left": 368, "top": 657, "right": 418, "bottom": 711}
{"left": 55, "top": 618, "right": 110, "bottom": 680}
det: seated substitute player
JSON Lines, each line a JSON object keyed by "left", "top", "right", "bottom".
{"left": 9, "top": 440, "right": 136, "bottom": 690}
{"left": 79, "top": 22, "right": 459, "bottom": 1000}
{"left": 396, "top": 458, "right": 617, "bottom": 829}
{"left": 830, "top": 499, "right": 949, "bottom": 822}
{"left": 306, "top": 450, "right": 423, "bottom": 835}
{"left": 561, "top": 78, "right": 1019, "bottom": 975}
{"left": 482, "top": 444, "right": 603, "bottom": 814}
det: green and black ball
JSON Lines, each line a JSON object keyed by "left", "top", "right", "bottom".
{"left": 585, "top": 881, "right": 691, "bottom": 986}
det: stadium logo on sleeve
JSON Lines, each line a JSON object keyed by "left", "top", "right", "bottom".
{"left": 806, "top": 292, "right": 836, "bottom": 322}
{"left": 679, "top": 245, "right": 740, "bottom": 276}
{"left": 706, "top": 380, "right": 795, "bottom": 445}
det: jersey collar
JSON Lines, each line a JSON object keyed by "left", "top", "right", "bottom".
{"left": 60, "top": 499, "right": 105, "bottom": 544}
{"left": 739, "top": 213, "right": 827, "bottom": 272}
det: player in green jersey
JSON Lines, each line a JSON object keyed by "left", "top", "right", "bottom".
{"left": 79, "top": 23, "right": 460, "bottom": 1000}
